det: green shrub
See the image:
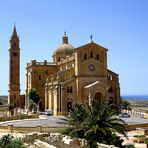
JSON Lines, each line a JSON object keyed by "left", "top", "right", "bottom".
{"left": 125, "top": 144, "right": 135, "bottom": 148}
{"left": 0, "top": 134, "right": 14, "bottom": 147}
{"left": 0, "top": 134, "right": 25, "bottom": 148}
{"left": 5, "top": 138, "right": 25, "bottom": 148}
{"left": 144, "top": 138, "right": 148, "bottom": 144}
{"left": 133, "top": 135, "right": 145, "bottom": 138}
{"left": 62, "top": 127, "right": 74, "bottom": 135}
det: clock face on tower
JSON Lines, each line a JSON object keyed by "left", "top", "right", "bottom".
{"left": 88, "top": 64, "right": 95, "bottom": 71}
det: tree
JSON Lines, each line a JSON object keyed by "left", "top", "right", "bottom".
{"left": 29, "top": 88, "right": 40, "bottom": 105}
{"left": 8, "top": 104, "right": 15, "bottom": 116}
{"left": 64, "top": 99, "right": 127, "bottom": 147}
{"left": 29, "top": 99, "right": 37, "bottom": 112}
{"left": 121, "top": 99, "right": 131, "bottom": 110}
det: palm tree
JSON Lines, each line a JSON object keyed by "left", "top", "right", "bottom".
{"left": 65, "top": 99, "right": 127, "bottom": 147}
{"left": 67, "top": 104, "right": 87, "bottom": 128}
{"left": 83, "top": 100, "right": 127, "bottom": 147}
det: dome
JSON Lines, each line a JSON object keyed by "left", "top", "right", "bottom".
{"left": 54, "top": 32, "right": 74, "bottom": 53}
{"left": 55, "top": 43, "right": 74, "bottom": 53}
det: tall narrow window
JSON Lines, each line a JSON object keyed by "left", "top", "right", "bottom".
{"left": 84, "top": 54, "right": 87, "bottom": 60}
{"left": 91, "top": 51, "right": 93, "bottom": 58}
{"left": 67, "top": 86, "right": 70, "bottom": 93}
{"left": 70, "top": 86, "right": 73, "bottom": 93}
{"left": 39, "top": 75, "right": 41, "bottom": 80}
{"left": 96, "top": 54, "right": 99, "bottom": 60}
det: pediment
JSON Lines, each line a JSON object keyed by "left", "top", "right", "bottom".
{"left": 75, "top": 41, "right": 108, "bottom": 52}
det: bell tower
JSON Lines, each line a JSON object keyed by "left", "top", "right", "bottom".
{"left": 8, "top": 25, "right": 20, "bottom": 107}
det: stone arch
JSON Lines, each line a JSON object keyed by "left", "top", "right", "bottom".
{"left": 92, "top": 87, "right": 107, "bottom": 101}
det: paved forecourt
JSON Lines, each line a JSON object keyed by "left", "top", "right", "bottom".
{"left": 0, "top": 115, "right": 148, "bottom": 127}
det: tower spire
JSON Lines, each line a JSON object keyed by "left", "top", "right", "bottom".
{"left": 10, "top": 24, "right": 19, "bottom": 47}
{"left": 12, "top": 24, "right": 18, "bottom": 37}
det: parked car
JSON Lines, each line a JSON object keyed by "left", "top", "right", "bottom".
{"left": 45, "top": 109, "right": 53, "bottom": 116}
{"left": 119, "top": 113, "right": 130, "bottom": 118}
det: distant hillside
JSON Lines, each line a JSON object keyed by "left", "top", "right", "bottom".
{"left": 126, "top": 99, "right": 148, "bottom": 107}
{"left": 0, "top": 96, "right": 8, "bottom": 105}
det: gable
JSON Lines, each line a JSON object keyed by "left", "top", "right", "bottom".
{"left": 74, "top": 41, "right": 108, "bottom": 52}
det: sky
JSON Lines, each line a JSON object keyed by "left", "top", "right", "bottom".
{"left": 0, "top": 0, "right": 148, "bottom": 96}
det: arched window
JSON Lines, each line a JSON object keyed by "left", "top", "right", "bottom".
{"left": 13, "top": 42, "right": 17, "bottom": 46}
{"left": 58, "top": 57, "right": 61, "bottom": 62}
{"left": 96, "top": 54, "right": 99, "bottom": 60}
{"left": 108, "top": 86, "right": 113, "bottom": 93}
{"left": 67, "top": 86, "right": 70, "bottom": 93}
{"left": 84, "top": 54, "right": 87, "bottom": 60}
{"left": 70, "top": 86, "right": 73, "bottom": 93}
{"left": 14, "top": 94, "right": 16, "bottom": 99}
{"left": 91, "top": 51, "right": 93, "bottom": 58}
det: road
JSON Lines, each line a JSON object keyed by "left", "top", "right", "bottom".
{"left": 0, "top": 115, "right": 148, "bottom": 127}
{"left": 0, "top": 115, "right": 68, "bottom": 127}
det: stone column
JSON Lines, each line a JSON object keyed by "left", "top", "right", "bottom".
{"left": 88, "top": 93, "right": 91, "bottom": 105}
{"left": 53, "top": 86, "right": 58, "bottom": 115}
{"left": 49, "top": 88, "right": 52, "bottom": 110}
{"left": 45, "top": 87, "right": 48, "bottom": 110}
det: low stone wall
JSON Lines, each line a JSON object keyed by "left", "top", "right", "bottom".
{"left": 0, "top": 124, "right": 66, "bottom": 134}
{"left": 125, "top": 123, "right": 148, "bottom": 131}
{"left": 0, "top": 114, "right": 39, "bottom": 122}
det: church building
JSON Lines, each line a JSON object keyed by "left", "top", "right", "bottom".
{"left": 26, "top": 33, "right": 120, "bottom": 115}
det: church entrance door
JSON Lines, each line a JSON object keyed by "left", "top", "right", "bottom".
{"left": 94, "top": 92, "right": 103, "bottom": 100}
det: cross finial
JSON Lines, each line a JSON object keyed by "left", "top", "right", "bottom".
{"left": 90, "top": 34, "right": 93, "bottom": 42}
{"left": 63, "top": 31, "right": 68, "bottom": 44}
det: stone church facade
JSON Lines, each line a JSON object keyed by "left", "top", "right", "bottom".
{"left": 26, "top": 33, "right": 120, "bottom": 115}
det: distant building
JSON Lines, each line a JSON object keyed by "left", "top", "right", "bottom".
{"left": 26, "top": 33, "right": 120, "bottom": 115}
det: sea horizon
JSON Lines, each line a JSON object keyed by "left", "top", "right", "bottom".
{"left": 122, "top": 95, "right": 148, "bottom": 100}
